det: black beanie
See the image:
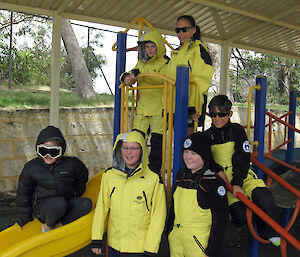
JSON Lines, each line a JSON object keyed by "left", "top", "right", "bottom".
{"left": 182, "top": 132, "right": 212, "bottom": 162}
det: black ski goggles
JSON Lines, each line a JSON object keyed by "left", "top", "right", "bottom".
{"left": 175, "top": 26, "right": 193, "bottom": 33}
{"left": 37, "top": 144, "right": 62, "bottom": 159}
{"left": 208, "top": 112, "right": 230, "bottom": 117}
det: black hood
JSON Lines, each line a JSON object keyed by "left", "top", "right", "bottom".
{"left": 36, "top": 126, "right": 66, "bottom": 155}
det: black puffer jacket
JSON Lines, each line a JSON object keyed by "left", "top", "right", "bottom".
{"left": 16, "top": 126, "right": 89, "bottom": 227}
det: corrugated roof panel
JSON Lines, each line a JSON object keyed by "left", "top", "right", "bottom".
{"left": 0, "top": 0, "right": 299, "bottom": 59}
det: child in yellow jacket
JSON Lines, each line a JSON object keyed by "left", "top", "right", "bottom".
{"left": 121, "top": 31, "right": 170, "bottom": 173}
{"left": 91, "top": 131, "right": 167, "bottom": 256}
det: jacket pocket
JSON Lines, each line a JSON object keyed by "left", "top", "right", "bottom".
{"left": 193, "top": 235, "right": 206, "bottom": 254}
{"left": 143, "top": 191, "right": 149, "bottom": 211}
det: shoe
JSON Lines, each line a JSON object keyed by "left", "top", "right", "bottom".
{"left": 269, "top": 236, "right": 281, "bottom": 246}
{"left": 42, "top": 224, "right": 52, "bottom": 233}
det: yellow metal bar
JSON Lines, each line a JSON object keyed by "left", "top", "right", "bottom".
{"left": 119, "top": 73, "right": 176, "bottom": 201}
{"left": 120, "top": 84, "right": 125, "bottom": 133}
{"left": 166, "top": 84, "right": 175, "bottom": 202}
{"left": 161, "top": 81, "right": 168, "bottom": 185}
{"left": 247, "top": 84, "right": 261, "bottom": 147}
{"left": 125, "top": 86, "right": 130, "bottom": 132}
{"left": 112, "top": 18, "right": 174, "bottom": 51}
{"left": 190, "top": 80, "right": 200, "bottom": 132}
{"left": 137, "top": 19, "right": 144, "bottom": 38}
{"left": 138, "top": 73, "right": 175, "bottom": 84}
{"left": 131, "top": 89, "right": 135, "bottom": 130}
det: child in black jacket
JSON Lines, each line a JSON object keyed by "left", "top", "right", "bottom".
{"left": 206, "top": 95, "right": 280, "bottom": 246}
{"left": 16, "top": 126, "right": 92, "bottom": 232}
{"left": 168, "top": 132, "right": 229, "bottom": 257}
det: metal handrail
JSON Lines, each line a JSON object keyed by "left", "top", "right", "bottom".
{"left": 119, "top": 73, "right": 175, "bottom": 201}
{"left": 226, "top": 173, "right": 300, "bottom": 252}
{"left": 247, "top": 84, "right": 260, "bottom": 147}
{"left": 112, "top": 17, "right": 174, "bottom": 52}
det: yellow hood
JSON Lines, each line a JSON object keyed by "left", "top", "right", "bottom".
{"left": 138, "top": 30, "right": 166, "bottom": 62}
{"left": 112, "top": 131, "right": 148, "bottom": 171}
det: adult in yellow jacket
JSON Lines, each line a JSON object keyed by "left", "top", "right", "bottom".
{"left": 91, "top": 131, "right": 167, "bottom": 256}
{"left": 165, "top": 15, "right": 214, "bottom": 135}
{"left": 120, "top": 30, "right": 170, "bottom": 173}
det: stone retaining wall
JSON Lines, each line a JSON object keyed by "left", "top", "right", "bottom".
{"left": 0, "top": 107, "right": 114, "bottom": 192}
{"left": 0, "top": 106, "right": 299, "bottom": 192}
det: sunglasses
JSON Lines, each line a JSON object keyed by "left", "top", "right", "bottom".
{"left": 175, "top": 26, "right": 193, "bottom": 33}
{"left": 37, "top": 144, "right": 62, "bottom": 159}
{"left": 209, "top": 112, "right": 230, "bottom": 117}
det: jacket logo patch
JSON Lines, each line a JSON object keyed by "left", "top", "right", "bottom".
{"left": 217, "top": 186, "right": 226, "bottom": 196}
{"left": 134, "top": 195, "right": 144, "bottom": 204}
{"left": 183, "top": 138, "right": 192, "bottom": 148}
{"left": 243, "top": 141, "right": 251, "bottom": 153}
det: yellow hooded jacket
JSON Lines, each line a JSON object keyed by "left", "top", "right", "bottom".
{"left": 164, "top": 39, "right": 214, "bottom": 113}
{"left": 91, "top": 131, "right": 167, "bottom": 253}
{"left": 121, "top": 31, "right": 169, "bottom": 116}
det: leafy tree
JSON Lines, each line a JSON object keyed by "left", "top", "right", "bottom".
{"left": 0, "top": 10, "right": 106, "bottom": 96}
{"left": 230, "top": 48, "right": 300, "bottom": 105}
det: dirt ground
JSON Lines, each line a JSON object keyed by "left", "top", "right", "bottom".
{"left": 0, "top": 192, "right": 299, "bottom": 257}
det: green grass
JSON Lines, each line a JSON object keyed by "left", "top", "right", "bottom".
{"left": 0, "top": 84, "right": 298, "bottom": 112}
{"left": 0, "top": 85, "right": 114, "bottom": 109}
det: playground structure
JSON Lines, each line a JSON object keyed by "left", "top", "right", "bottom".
{"left": 0, "top": 18, "right": 299, "bottom": 257}
{"left": 112, "top": 19, "right": 300, "bottom": 257}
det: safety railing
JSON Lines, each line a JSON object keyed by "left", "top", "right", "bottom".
{"left": 263, "top": 111, "right": 300, "bottom": 188}
{"left": 244, "top": 84, "right": 300, "bottom": 256}
{"left": 247, "top": 83, "right": 261, "bottom": 148}
{"left": 249, "top": 153, "right": 300, "bottom": 256}
{"left": 246, "top": 85, "right": 300, "bottom": 181}
{"left": 119, "top": 73, "right": 175, "bottom": 200}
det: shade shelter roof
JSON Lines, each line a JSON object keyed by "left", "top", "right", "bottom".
{"left": 1, "top": 0, "right": 300, "bottom": 60}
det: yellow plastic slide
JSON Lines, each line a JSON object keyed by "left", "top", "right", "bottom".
{"left": 0, "top": 170, "right": 104, "bottom": 257}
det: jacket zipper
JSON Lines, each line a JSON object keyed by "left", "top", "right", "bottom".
{"left": 110, "top": 187, "right": 116, "bottom": 198}
{"left": 193, "top": 235, "right": 206, "bottom": 254}
{"left": 143, "top": 191, "right": 149, "bottom": 211}
{"left": 188, "top": 60, "right": 192, "bottom": 71}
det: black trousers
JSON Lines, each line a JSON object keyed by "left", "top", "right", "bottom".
{"left": 36, "top": 196, "right": 92, "bottom": 227}
{"left": 110, "top": 247, "right": 150, "bottom": 257}
{"left": 230, "top": 187, "right": 280, "bottom": 239}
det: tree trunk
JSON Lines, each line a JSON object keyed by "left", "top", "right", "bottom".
{"left": 61, "top": 19, "right": 96, "bottom": 99}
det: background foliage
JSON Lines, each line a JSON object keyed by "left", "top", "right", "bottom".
{"left": 0, "top": 10, "right": 106, "bottom": 90}
{"left": 0, "top": 10, "right": 299, "bottom": 107}
{"left": 230, "top": 48, "right": 300, "bottom": 105}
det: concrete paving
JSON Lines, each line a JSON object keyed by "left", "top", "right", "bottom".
{"left": 0, "top": 193, "right": 299, "bottom": 257}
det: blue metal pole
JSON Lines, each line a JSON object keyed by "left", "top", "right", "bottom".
{"left": 172, "top": 66, "right": 189, "bottom": 189}
{"left": 281, "top": 90, "right": 296, "bottom": 228}
{"left": 285, "top": 90, "right": 296, "bottom": 165}
{"left": 113, "top": 32, "right": 127, "bottom": 143}
{"left": 253, "top": 76, "right": 267, "bottom": 178}
{"left": 248, "top": 76, "right": 267, "bottom": 257}
{"left": 110, "top": 32, "right": 127, "bottom": 257}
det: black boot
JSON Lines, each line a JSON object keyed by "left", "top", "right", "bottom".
{"left": 149, "top": 133, "right": 163, "bottom": 174}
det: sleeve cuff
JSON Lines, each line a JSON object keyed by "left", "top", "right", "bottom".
{"left": 90, "top": 240, "right": 104, "bottom": 249}
{"left": 131, "top": 69, "right": 140, "bottom": 77}
{"left": 120, "top": 72, "right": 130, "bottom": 82}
